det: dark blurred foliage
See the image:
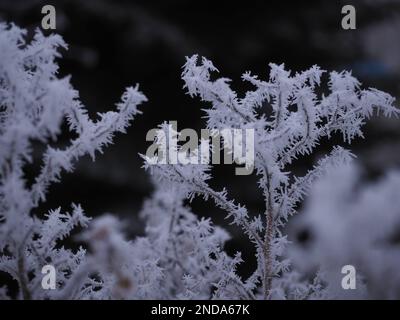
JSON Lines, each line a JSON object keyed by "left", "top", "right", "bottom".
{"left": 1, "top": 0, "right": 400, "bottom": 277}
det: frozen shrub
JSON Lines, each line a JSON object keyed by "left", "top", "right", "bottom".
{"left": 0, "top": 21, "right": 398, "bottom": 299}
{"left": 138, "top": 178, "right": 251, "bottom": 299}
{"left": 142, "top": 55, "right": 398, "bottom": 299}
{"left": 0, "top": 23, "right": 146, "bottom": 299}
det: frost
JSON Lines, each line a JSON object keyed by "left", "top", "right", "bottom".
{"left": 291, "top": 164, "right": 400, "bottom": 299}
{"left": 0, "top": 23, "right": 399, "bottom": 299}
{"left": 142, "top": 54, "right": 398, "bottom": 299}
{"left": 0, "top": 24, "right": 146, "bottom": 299}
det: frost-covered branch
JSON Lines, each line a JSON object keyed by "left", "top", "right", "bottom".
{"left": 0, "top": 23, "right": 146, "bottom": 299}
{"left": 147, "top": 54, "right": 398, "bottom": 299}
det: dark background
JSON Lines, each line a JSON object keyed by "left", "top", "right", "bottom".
{"left": 1, "top": 0, "right": 400, "bottom": 279}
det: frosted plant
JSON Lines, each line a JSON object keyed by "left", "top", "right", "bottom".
{"left": 0, "top": 23, "right": 146, "bottom": 299}
{"left": 74, "top": 179, "right": 244, "bottom": 300}
{"left": 290, "top": 164, "right": 400, "bottom": 299}
{"left": 143, "top": 55, "right": 398, "bottom": 299}
{"left": 138, "top": 177, "right": 252, "bottom": 299}
{"left": 1, "top": 20, "right": 399, "bottom": 300}
{"left": 77, "top": 214, "right": 165, "bottom": 299}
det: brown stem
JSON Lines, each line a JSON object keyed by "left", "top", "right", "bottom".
{"left": 263, "top": 210, "right": 274, "bottom": 299}
{"left": 17, "top": 252, "right": 31, "bottom": 300}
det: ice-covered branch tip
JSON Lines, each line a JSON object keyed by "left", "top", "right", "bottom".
{"left": 182, "top": 55, "right": 398, "bottom": 153}
{"left": 31, "top": 84, "right": 147, "bottom": 206}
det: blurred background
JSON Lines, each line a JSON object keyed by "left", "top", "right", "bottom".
{"left": 0, "top": 0, "right": 399, "bottom": 279}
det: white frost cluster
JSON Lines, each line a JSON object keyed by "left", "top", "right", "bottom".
{"left": 291, "top": 164, "right": 400, "bottom": 299}
{"left": 0, "top": 24, "right": 147, "bottom": 299}
{"left": 145, "top": 55, "right": 397, "bottom": 299}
